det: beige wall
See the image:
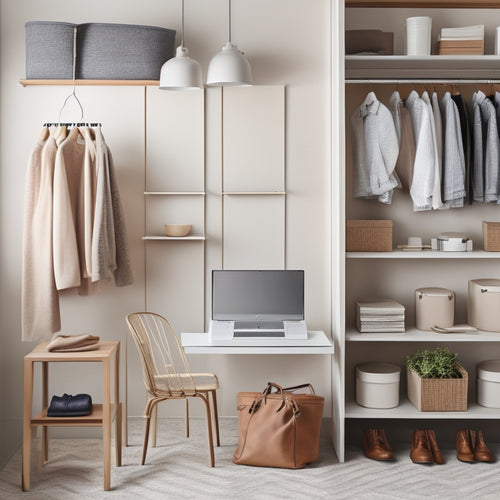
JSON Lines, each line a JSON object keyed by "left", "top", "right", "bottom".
{"left": 0, "top": 0, "right": 332, "bottom": 465}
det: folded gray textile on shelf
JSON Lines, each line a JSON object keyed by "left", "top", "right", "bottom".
{"left": 47, "top": 334, "right": 100, "bottom": 352}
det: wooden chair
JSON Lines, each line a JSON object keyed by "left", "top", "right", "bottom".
{"left": 126, "top": 312, "right": 220, "bottom": 466}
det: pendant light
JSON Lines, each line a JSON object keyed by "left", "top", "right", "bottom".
{"left": 159, "top": 0, "right": 203, "bottom": 90}
{"left": 206, "top": 0, "right": 252, "bottom": 87}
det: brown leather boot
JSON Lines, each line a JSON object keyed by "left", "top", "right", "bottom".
{"left": 456, "top": 429, "right": 475, "bottom": 462}
{"left": 473, "top": 430, "right": 495, "bottom": 463}
{"left": 410, "top": 429, "right": 433, "bottom": 464}
{"left": 362, "top": 429, "right": 395, "bottom": 461}
{"left": 426, "top": 430, "right": 445, "bottom": 464}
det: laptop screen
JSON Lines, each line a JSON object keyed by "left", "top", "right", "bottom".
{"left": 211, "top": 270, "right": 304, "bottom": 324}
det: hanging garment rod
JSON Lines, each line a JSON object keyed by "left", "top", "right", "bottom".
{"left": 43, "top": 122, "right": 102, "bottom": 127}
{"left": 345, "top": 79, "right": 500, "bottom": 84}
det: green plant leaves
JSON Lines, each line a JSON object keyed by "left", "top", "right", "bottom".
{"left": 405, "top": 347, "right": 461, "bottom": 379}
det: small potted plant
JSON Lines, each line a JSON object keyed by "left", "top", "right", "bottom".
{"left": 405, "top": 347, "right": 468, "bottom": 411}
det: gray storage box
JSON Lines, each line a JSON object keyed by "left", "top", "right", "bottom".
{"left": 76, "top": 23, "right": 176, "bottom": 80}
{"left": 25, "top": 21, "right": 76, "bottom": 79}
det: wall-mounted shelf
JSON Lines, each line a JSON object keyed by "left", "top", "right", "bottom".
{"left": 345, "top": 399, "right": 500, "bottom": 419}
{"left": 345, "top": 0, "right": 500, "bottom": 8}
{"left": 221, "top": 191, "right": 286, "bottom": 195}
{"left": 144, "top": 191, "right": 205, "bottom": 196}
{"left": 345, "top": 55, "right": 500, "bottom": 80}
{"left": 142, "top": 236, "right": 205, "bottom": 241}
{"left": 346, "top": 327, "right": 500, "bottom": 342}
{"left": 19, "top": 79, "right": 159, "bottom": 87}
{"left": 346, "top": 250, "right": 500, "bottom": 259}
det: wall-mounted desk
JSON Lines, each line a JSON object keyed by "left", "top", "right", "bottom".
{"left": 181, "top": 330, "right": 334, "bottom": 355}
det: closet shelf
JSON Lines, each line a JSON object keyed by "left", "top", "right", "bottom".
{"left": 142, "top": 236, "right": 205, "bottom": 241}
{"left": 346, "top": 328, "right": 500, "bottom": 342}
{"left": 19, "top": 79, "right": 159, "bottom": 87}
{"left": 346, "top": 250, "right": 500, "bottom": 259}
{"left": 345, "top": 55, "right": 500, "bottom": 80}
{"left": 345, "top": 399, "right": 500, "bottom": 419}
{"left": 345, "top": 0, "right": 500, "bottom": 7}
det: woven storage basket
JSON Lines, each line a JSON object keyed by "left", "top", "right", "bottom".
{"left": 25, "top": 21, "right": 76, "bottom": 79}
{"left": 483, "top": 221, "right": 500, "bottom": 251}
{"left": 76, "top": 23, "right": 175, "bottom": 79}
{"left": 407, "top": 364, "right": 468, "bottom": 411}
{"left": 346, "top": 220, "right": 393, "bottom": 252}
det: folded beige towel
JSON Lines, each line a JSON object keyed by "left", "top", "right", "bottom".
{"left": 47, "top": 334, "right": 100, "bottom": 352}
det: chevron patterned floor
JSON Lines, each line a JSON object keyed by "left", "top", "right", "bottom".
{"left": 1, "top": 417, "right": 499, "bottom": 500}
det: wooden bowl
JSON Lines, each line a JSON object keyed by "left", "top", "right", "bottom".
{"left": 164, "top": 224, "right": 192, "bottom": 237}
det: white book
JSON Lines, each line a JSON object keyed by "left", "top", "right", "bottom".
{"left": 440, "top": 25, "right": 484, "bottom": 40}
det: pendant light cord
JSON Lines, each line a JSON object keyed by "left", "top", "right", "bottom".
{"left": 181, "top": 0, "right": 185, "bottom": 48}
{"left": 228, "top": 0, "right": 232, "bottom": 43}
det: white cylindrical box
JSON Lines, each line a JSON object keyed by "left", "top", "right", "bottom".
{"left": 468, "top": 279, "right": 500, "bottom": 332}
{"left": 405, "top": 16, "right": 432, "bottom": 56}
{"left": 356, "top": 362, "right": 401, "bottom": 409}
{"left": 415, "top": 287, "right": 455, "bottom": 331}
{"left": 477, "top": 360, "right": 500, "bottom": 408}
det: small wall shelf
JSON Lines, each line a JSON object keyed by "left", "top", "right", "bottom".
{"left": 144, "top": 191, "right": 206, "bottom": 196}
{"left": 19, "top": 79, "right": 159, "bottom": 87}
{"left": 142, "top": 236, "right": 205, "bottom": 241}
{"left": 346, "top": 327, "right": 500, "bottom": 342}
{"left": 346, "top": 250, "right": 500, "bottom": 259}
{"left": 221, "top": 191, "right": 286, "bottom": 195}
{"left": 345, "top": 399, "right": 500, "bottom": 419}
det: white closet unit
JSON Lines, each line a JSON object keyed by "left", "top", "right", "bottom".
{"left": 339, "top": 1, "right": 500, "bottom": 462}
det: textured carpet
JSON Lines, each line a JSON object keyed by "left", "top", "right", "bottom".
{"left": 1, "top": 418, "right": 499, "bottom": 500}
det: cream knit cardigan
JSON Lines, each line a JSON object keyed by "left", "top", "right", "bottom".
{"left": 22, "top": 128, "right": 61, "bottom": 341}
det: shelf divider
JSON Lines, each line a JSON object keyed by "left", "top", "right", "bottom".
{"left": 345, "top": 398, "right": 500, "bottom": 419}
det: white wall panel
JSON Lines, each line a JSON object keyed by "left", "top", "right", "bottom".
{"left": 223, "top": 195, "right": 285, "bottom": 269}
{"left": 223, "top": 86, "right": 285, "bottom": 192}
{"left": 146, "top": 88, "right": 204, "bottom": 192}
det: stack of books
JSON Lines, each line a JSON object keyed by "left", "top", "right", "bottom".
{"left": 438, "top": 25, "right": 484, "bottom": 55}
{"left": 356, "top": 298, "right": 405, "bottom": 333}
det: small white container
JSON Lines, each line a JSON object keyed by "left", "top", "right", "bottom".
{"left": 477, "top": 360, "right": 500, "bottom": 408}
{"left": 356, "top": 362, "right": 401, "bottom": 409}
{"left": 415, "top": 287, "right": 455, "bottom": 331}
{"left": 468, "top": 279, "right": 500, "bottom": 332}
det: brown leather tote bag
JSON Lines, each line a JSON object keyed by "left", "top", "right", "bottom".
{"left": 233, "top": 382, "right": 324, "bottom": 469}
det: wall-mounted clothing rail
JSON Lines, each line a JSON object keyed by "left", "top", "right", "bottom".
{"left": 43, "top": 122, "right": 102, "bottom": 127}
{"left": 346, "top": 79, "right": 500, "bottom": 84}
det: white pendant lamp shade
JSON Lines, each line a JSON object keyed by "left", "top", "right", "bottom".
{"left": 159, "top": 45, "right": 203, "bottom": 90}
{"left": 159, "top": 0, "right": 202, "bottom": 90}
{"left": 206, "top": 0, "right": 252, "bottom": 87}
{"left": 206, "top": 42, "right": 252, "bottom": 87}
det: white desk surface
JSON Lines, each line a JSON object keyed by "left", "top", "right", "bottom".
{"left": 181, "top": 330, "right": 334, "bottom": 354}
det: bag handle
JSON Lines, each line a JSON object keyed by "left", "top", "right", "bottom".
{"left": 282, "top": 383, "right": 316, "bottom": 395}
{"left": 262, "top": 382, "right": 284, "bottom": 396}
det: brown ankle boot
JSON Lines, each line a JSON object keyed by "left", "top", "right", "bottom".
{"left": 474, "top": 430, "right": 495, "bottom": 463}
{"left": 410, "top": 429, "right": 433, "bottom": 464}
{"left": 363, "top": 429, "right": 395, "bottom": 461}
{"left": 456, "top": 429, "right": 475, "bottom": 462}
{"left": 426, "top": 430, "right": 445, "bottom": 464}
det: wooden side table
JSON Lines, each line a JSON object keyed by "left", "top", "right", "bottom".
{"left": 22, "top": 340, "right": 121, "bottom": 491}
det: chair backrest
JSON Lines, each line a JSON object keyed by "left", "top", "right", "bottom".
{"left": 126, "top": 312, "right": 195, "bottom": 396}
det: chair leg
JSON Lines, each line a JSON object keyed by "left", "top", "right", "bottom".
{"left": 151, "top": 404, "right": 158, "bottom": 448}
{"left": 210, "top": 390, "right": 220, "bottom": 447}
{"left": 185, "top": 398, "right": 189, "bottom": 438}
{"left": 142, "top": 398, "right": 158, "bottom": 465}
{"left": 196, "top": 393, "right": 215, "bottom": 467}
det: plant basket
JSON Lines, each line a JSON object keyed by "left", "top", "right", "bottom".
{"left": 407, "top": 363, "right": 468, "bottom": 411}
